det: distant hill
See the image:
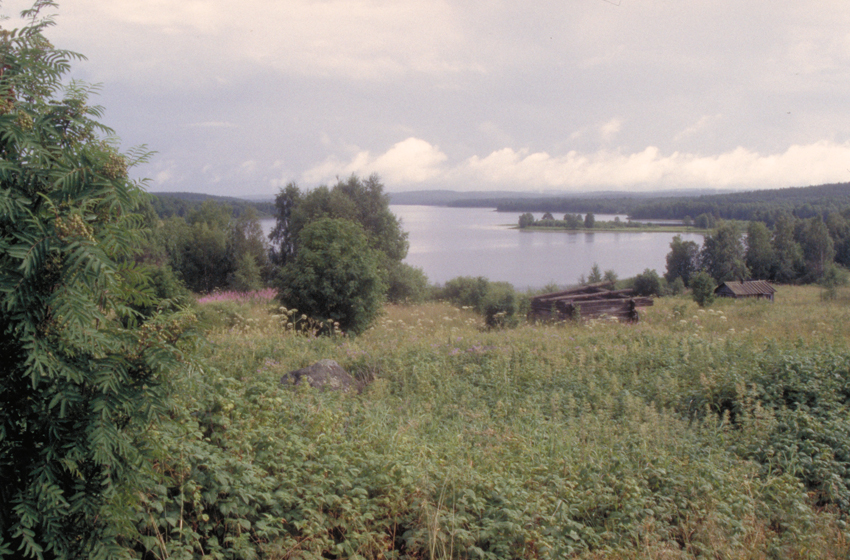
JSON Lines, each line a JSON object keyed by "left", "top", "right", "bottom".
{"left": 148, "top": 192, "right": 275, "bottom": 218}
{"left": 388, "top": 188, "right": 739, "bottom": 207}
{"left": 412, "top": 182, "right": 850, "bottom": 224}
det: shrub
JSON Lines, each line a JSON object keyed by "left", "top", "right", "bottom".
{"left": 386, "top": 263, "right": 430, "bottom": 304}
{"left": 690, "top": 270, "right": 716, "bottom": 307}
{"left": 668, "top": 276, "right": 686, "bottom": 295}
{"left": 480, "top": 282, "right": 523, "bottom": 328}
{"left": 632, "top": 268, "right": 663, "bottom": 297}
{"left": 439, "top": 276, "right": 490, "bottom": 309}
{"left": 277, "top": 218, "right": 385, "bottom": 334}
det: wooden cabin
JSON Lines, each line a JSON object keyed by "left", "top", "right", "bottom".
{"left": 529, "top": 282, "right": 653, "bottom": 322}
{"left": 714, "top": 280, "right": 775, "bottom": 301}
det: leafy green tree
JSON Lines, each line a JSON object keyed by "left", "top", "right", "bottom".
{"left": 518, "top": 212, "right": 534, "bottom": 228}
{"left": 665, "top": 234, "right": 700, "bottom": 286}
{"left": 745, "top": 221, "right": 775, "bottom": 280}
{"left": 694, "top": 213, "right": 716, "bottom": 229}
{"left": 632, "top": 269, "right": 663, "bottom": 297}
{"left": 603, "top": 269, "right": 618, "bottom": 283}
{"left": 700, "top": 221, "right": 748, "bottom": 283}
{"left": 584, "top": 212, "right": 595, "bottom": 229}
{"left": 272, "top": 175, "right": 408, "bottom": 303}
{"left": 771, "top": 214, "right": 804, "bottom": 283}
{"left": 587, "top": 263, "right": 603, "bottom": 284}
{"left": 227, "top": 206, "right": 271, "bottom": 286}
{"left": 269, "top": 182, "right": 301, "bottom": 265}
{"left": 0, "top": 7, "right": 194, "bottom": 556}
{"left": 277, "top": 218, "right": 385, "bottom": 334}
{"left": 690, "top": 271, "right": 716, "bottom": 307}
{"left": 563, "top": 213, "right": 583, "bottom": 229}
{"left": 798, "top": 216, "right": 834, "bottom": 281}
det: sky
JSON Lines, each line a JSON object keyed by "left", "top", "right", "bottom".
{"left": 7, "top": 0, "right": 850, "bottom": 197}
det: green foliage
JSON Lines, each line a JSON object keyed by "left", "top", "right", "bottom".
{"left": 480, "top": 281, "right": 523, "bottom": 328}
{"left": 745, "top": 220, "right": 775, "bottom": 280}
{"left": 799, "top": 216, "right": 835, "bottom": 281}
{"left": 386, "top": 262, "right": 430, "bottom": 304}
{"left": 144, "top": 291, "right": 850, "bottom": 559}
{"left": 632, "top": 268, "right": 663, "bottom": 297}
{"left": 583, "top": 212, "right": 595, "bottom": 229}
{"left": 274, "top": 174, "right": 407, "bottom": 268}
{"left": 668, "top": 275, "right": 686, "bottom": 295}
{"left": 701, "top": 221, "right": 749, "bottom": 283}
{"left": 819, "top": 264, "right": 848, "bottom": 300}
{"left": 665, "top": 234, "right": 700, "bottom": 286}
{"left": 690, "top": 270, "right": 716, "bottom": 307}
{"left": 587, "top": 263, "right": 603, "bottom": 284}
{"left": 155, "top": 201, "right": 270, "bottom": 293}
{"left": 277, "top": 218, "right": 385, "bottom": 334}
{"left": 0, "top": 7, "right": 196, "bottom": 557}
{"left": 438, "top": 275, "right": 490, "bottom": 309}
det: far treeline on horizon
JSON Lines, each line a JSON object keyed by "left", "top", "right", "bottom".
{"left": 152, "top": 180, "right": 850, "bottom": 225}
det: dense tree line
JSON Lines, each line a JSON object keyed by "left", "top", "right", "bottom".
{"left": 459, "top": 182, "right": 850, "bottom": 227}
{"left": 149, "top": 191, "right": 274, "bottom": 218}
{"left": 665, "top": 212, "right": 849, "bottom": 289}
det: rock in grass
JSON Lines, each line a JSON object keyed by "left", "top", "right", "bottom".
{"left": 281, "top": 359, "right": 362, "bottom": 393}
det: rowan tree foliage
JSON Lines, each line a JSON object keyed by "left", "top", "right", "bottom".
{"left": 0, "top": 5, "right": 196, "bottom": 558}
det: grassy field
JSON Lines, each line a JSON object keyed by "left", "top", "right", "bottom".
{"left": 137, "top": 286, "right": 850, "bottom": 559}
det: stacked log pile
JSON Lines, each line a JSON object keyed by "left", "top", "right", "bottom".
{"left": 529, "top": 282, "right": 654, "bottom": 323}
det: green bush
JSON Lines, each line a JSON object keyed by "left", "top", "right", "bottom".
{"left": 632, "top": 268, "right": 663, "bottom": 297}
{"left": 277, "top": 218, "right": 385, "bottom": 334}
{"left": 480, "top": 281, "right": 523, "bottom": 328}
{"left": 690, "top": 270, "right": 716, "bottom": 307}
{"left": 439, "top": 276, "right": 490, "bottom": 309}
{"left": 386, "top": 262, "right": 430, "bottom": 304}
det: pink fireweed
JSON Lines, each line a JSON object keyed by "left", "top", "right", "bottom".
{"left": 196, "top": 288, "right": 277, "bottom": 305}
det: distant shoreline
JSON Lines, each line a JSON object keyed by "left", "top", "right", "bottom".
{"left": 514, "top": 225, "right": 709, "bottom": 234}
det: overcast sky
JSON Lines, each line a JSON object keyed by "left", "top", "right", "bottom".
{"left": 8, "top": 1, "right": 850, "bottom": 196}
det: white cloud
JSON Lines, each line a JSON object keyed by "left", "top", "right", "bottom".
{"left": 599, "top": 118, "right": 622, "bottom": 142}
{"left": 303, "top": 137, "right": 448, "bottom": 185}
{"left": 305, "top": 137, "right": 850, "bottom": 192}
{"left": 451, "top": 141, "right": 850, "bottom": 191}
{"left": 674, "top": 114, "right": 722, "bottom": 142}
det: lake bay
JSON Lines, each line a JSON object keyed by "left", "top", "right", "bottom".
{"left": 263, "top": 206, "right": 703, "bottom": 291}
{"left": 390, "top": 205, "right": 703, "bottom": 290}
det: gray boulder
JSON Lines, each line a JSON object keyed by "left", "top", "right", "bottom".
{"left": 280, "top": 359, "right": 361, "bottom": 393}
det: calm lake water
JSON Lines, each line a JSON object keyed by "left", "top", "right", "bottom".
{"left": 262, "top": 206, "right": 703, "bottom": 291}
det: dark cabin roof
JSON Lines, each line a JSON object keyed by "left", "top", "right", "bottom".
{"left": 715, "top": 280, "right": 775, "bottom": 296}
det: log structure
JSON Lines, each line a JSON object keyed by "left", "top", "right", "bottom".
{"left": 529, "top": 282, "right": 653, "bottom": 322}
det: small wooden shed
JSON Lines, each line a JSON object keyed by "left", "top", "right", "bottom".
{"left": 714, "top": 280, "right": 775, "bottom": 301}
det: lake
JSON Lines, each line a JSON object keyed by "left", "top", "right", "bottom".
{"left": 262, "top": 206, "right": 703, "bottom": 291}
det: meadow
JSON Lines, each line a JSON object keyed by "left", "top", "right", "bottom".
{"left": 138, "top": 286, "right": 850, "bottom": 559}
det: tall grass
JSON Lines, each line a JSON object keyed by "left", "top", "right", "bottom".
{"left": 134, "top": 285, "right": 850, "bottom": 559}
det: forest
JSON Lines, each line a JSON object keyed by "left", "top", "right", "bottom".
{"left": 453, "top": 181, "right": 850, "bottom": 226}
